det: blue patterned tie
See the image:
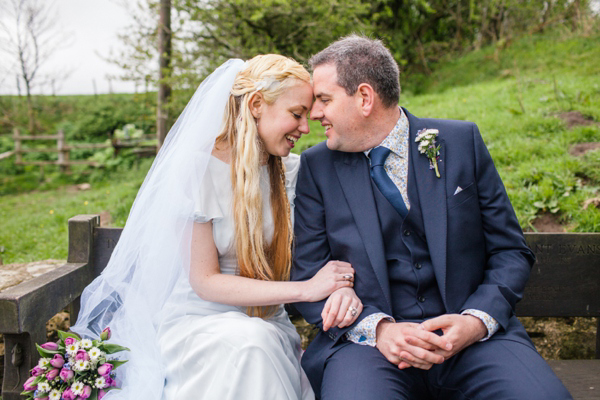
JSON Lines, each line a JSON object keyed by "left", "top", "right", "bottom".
{"left": 370, "top": 146, "right": 408, "bottom": 218}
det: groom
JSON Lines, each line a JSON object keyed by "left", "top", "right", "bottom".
{"left": 291, "top": 35, "right": 571, "bottom": 399}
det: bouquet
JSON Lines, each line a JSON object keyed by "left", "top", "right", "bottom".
{"left": 22, "top": 327, "right": 128, "bottom": 400}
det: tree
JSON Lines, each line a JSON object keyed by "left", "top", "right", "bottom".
{"left": 157, "top": 0, "right": 172, "bottom": 148}
{"left": 176, "top": 0, "right": 370, "bottom": 74}
{"left": 0, "top": 0, "right": 67, "bottom": 133}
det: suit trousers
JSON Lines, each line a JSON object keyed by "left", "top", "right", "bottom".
{"left": 320, "top": 338, "right": 572, "bottom": 400}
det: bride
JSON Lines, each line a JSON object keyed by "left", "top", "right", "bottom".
{"left": 72, "top": 55, "right": 363, "bottom": 400}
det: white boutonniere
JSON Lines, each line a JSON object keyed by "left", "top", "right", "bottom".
{"left": 416, "top": 128, "right": 441, "bottom": 178}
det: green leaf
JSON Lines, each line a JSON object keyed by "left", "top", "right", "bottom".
{"left": 101, "top": 343, "right": 130, "bottom": 354}
{"left": 107, "top": 359, "right": 128, "bottom": 369}
{"left": 89, "top": 388, "right": 99, "bottom": 400}
{"left": 57, "top": 330, "right": 81, "bottom": 342}
{"left": 36, "top": 343, "right": 59, "bottom": 358}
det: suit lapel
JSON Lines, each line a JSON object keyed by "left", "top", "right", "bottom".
{"left": 334, "top": 152, "right": 392, "bottom": 312}
{"left": 405, "top": 109, "right": 449, "bottom": 305}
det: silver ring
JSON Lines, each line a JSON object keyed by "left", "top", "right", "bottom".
{"left": 348, "top": 306, "right": 358, "bottom": 317}
{"left": 343, "top": 274, "right": 353, "bottom": 281}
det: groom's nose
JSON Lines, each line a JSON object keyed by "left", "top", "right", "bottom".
{"left": 310, "top": 102, "right": 323, "bottom": 120}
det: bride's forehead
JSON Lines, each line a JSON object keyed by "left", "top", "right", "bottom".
{"left": 278, "top": 82, "right": 313, "bottom": 103}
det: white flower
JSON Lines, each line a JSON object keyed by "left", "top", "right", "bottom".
{"left": 66, "top": 343, "right": 80, "bottom": 356}
{"left": 38, "top": 381, "right": 51, "bottom": 392}
{"left": 71, "top": 381, "right": 84, "bottom": 395}
{"left": 37, "top": 358, "right": 51, "bottom": 370}
{"left": 80, "top": 339, "right": 93, "bottom": 349}
{"left": 74, "top": 360, "right": 88, "bottom": 371}
{"left": 49, "top": 389, "right": 62, "bottom": 400}
{"left": 95, "top": 376, "right": 107, "bottom": 389}
{"left": 88, "top": 347, "right": 102, "bottom": 360}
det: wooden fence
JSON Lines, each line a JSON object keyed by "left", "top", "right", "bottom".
{"left": 6, "top": 129, "right": 156, "bottom": 172}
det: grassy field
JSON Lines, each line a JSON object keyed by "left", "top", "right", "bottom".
{"left": 1, "top": 30, "right": 599, "bottom": 266}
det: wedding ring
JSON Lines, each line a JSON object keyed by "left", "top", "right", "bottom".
{"left": 343, "top": 274, "right": 353, "bottom": 281}
{"left": 348, "top": 306, "right": 358, "bottom": 317}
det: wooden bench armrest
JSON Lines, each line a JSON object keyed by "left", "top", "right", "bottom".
{"left": 0, "top": 262, "right": 92, "bottom": 334}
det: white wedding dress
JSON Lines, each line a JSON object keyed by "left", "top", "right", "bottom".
{"left": 156, "top": 153, "right": 315, "bottom": 400}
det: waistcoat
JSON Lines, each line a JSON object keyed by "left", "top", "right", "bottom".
{"left": 370, "top": 156, "right": 445, "bottom": 320}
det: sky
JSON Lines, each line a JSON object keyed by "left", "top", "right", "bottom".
{"left": 0, "top": 0, "right": 138, "bottom": 95}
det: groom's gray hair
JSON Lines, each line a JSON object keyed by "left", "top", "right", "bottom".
{"left": 309, "top": 34, "right": 400, "bottom": 108}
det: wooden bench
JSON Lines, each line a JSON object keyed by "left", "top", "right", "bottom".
{"left": 0, "top": 215, "right": 598, "bottom": 399}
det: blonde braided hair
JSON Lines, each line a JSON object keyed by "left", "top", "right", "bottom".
{"left": 215, "top": 55, "right": 310, "bottom": 318}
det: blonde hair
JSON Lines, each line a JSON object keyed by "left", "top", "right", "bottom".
{"left": 216, "top": 55, "right": 311, "bottom": 318}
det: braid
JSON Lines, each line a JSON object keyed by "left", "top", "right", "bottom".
{"left": 215, "top": 54, "right": 309, "bottom": 318}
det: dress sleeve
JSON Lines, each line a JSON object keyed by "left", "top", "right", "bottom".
{"left": 283, "top": 153, "right": 301, "bottom": 204}
{"left": 283, "top": 153, "right": 301, "bottom": 225}
{"left": 192, "top": 163, "right": 225, "bottom": 224}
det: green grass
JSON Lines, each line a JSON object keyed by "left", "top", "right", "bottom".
{"left": 0, "top": 160, "right": 152, "bottom": 264}
{"left": 399, "top": 31, "right": 600, "bottom": 231}
{"left": 1, "top": 29, "right": 599, "bottom": 265}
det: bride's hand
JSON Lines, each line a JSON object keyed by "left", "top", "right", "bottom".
{"left": 303, "top": 260, "right": 354, "bottom": 303}
{"left": 321, "top": 287, "right": 363, "bottom": 331}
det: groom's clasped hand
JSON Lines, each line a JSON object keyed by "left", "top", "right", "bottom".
{"left": 376, "top": 313, "right": 491, "bottom": 370}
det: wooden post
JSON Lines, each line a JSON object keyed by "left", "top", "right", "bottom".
{"left": 156, "top": 0, "right": 172, "bottom": 151}
{"left": 57, "top": 129, "right": 69, "bottom": 173}
{"left": 13, "top": 128, "right": 21, "bottom": 164}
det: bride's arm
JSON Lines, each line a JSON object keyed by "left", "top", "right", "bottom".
{"left": 188, "top": 221, "right": 355, "bottom": 306}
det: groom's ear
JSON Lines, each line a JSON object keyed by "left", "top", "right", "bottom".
{"left": 355, "top": 83, "right": 375, "bottom": 117}
{"left": 248, "top": 92, "right": 264, "bottom": 118}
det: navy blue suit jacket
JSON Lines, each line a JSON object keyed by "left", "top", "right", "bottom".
{"left": 291, "top": 109, "right": 536, "bottom": 392}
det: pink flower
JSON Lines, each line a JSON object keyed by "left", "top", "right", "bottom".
{"left": 79, "top": 385, "right": 92, "bottom": 399}
{"left": 31, "top": 366, "right": 44, "bottom": 376}
{"left": 100, "top": 327, "right": 111, "bottom": 341}
{"left": 46, "top": 368, "right": 59, "bottom": 381}
{"left": 50, "top": 354, "right": 65, "bottom": 368}
{"left": 60, "top": 367, "right": 74, "bottom": 381}
{"left": 40, "top": 342, "right": 59, "bottom": 351}
{"left": 64, "top": 337, "right": 77, "bottom": 346}
{"left": 75, "top": 349, "right": 90, "bottom": 361}
{"left": 98, "top": 389, "right": 107, "bottom": 400}
{"left": 23, "top": 376, "right": 37, "bottom": 391}
{"left": 62, "top": 388, "right": 76, "bottom": 400}
{"left": 97, "top": 363, "right": 113, "bottom": 376}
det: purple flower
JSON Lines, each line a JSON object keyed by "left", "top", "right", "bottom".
{"left": 59, "top": 367, "right": 75, "bottom": 381}
{"left": 97, "top": 363, "right": 113, "bottom": 376}
{"left": 50, "top": 354, "right": 65, "bottom": 368}
{"left": 64, "top": 337, "right": 77, "bottom": 346}
{"left": 46, "top": 368, "right": 59, "bottom": 381}
{"left": 31, "top": 366, "right": 44, "bottom": 376}
{"left": 98, "top": 389, "right": 107, "bottom": 400}
{"left": 23, "top": 376, "right": 37, "bottom": 391}
{"left": 40, "top": 342, "right": 59, "bottom": 351}
{"left": 100, "top": 327, "right": 111, "bottom": 341}
{"left": 80, "top": 385, "right": 93, "bottom": 399}
{"left": 75, "top": 349, "right": 90, "bottom": 361}
{"left": 62, "top": 388, "right": 76, "bottom": 400}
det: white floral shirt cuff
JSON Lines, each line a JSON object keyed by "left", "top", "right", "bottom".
{"left": 461, "top": 309, "right": 499, "bottom": 341}
{"left": 344, "top": 313, "right": 395, "bottom": 347}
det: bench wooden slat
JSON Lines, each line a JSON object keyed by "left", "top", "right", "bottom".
{"left": 519, "top": 233, "right": 600, "bottom": 318}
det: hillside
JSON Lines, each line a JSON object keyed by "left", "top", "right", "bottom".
{"left": 1, "top": 30, "right": 599, "bottom": 266}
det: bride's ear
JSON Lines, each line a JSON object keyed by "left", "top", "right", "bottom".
{"left": 248, "top": 92, "right": 264, "bottom": 119}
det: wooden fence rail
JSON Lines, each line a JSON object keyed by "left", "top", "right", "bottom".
{"left": 8, "top": 129, "right": 156, "bottom": 172}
